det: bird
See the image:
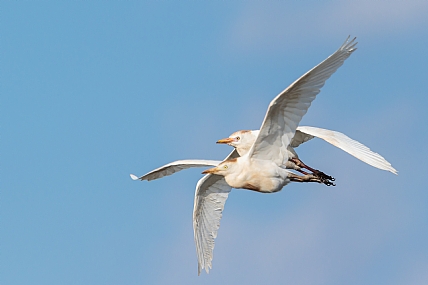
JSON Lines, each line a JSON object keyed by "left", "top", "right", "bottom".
{"left": 217, "top": 128, "right": 337, "bottom": 182}
{"left": 216, "top": 126, "right": 397, "bottom": 180}
{"left": 131, "top": 36, "right": 365, "bottom": 275}
{"left": 201, "top": 37, "right": 358, "bottom": 192}
{"left": 130, "top": 126, "right": 397, "bottom": 183}
{"left": 130, "top": 125, "right": 397, "bottom": 273}
{"left": 198, "top": 36, "right": 359, "bottom": 271}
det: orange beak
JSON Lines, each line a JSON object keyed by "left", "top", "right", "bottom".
{"left": 216, "top": 138, "right": 235, "bottom": 144}
{"left": 202, "top": 166, "right": 218, "bottom": 174}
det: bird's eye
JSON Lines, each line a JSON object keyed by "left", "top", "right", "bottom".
{"left": 223, "top": 165, "right": 228, "bottom": 169}
{"left": 236, "top": 137, "right": 240, "bottom": 141}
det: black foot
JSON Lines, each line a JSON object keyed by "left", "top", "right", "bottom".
{"left": 321, "top": 178, "right": 336, "bottom": 186}
{"left": 312, "top": 170, "right": 335, "bottom": 182}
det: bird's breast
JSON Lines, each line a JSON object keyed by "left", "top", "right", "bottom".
{"left": 225, "top": 160, "right": 290, "bottom": 193}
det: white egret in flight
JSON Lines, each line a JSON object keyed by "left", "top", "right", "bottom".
{"left": 130, "top": 37, "right": 394, "bottom": 275}
{"left": 216, "top": 127, "right": 397, "bottom": 181}
{"left": 200, "top": 36, "right": 357, "bottom": 192}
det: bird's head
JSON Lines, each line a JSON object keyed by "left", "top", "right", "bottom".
{"left": 201, "top": 158, "right": 238, "bottom": 176}
{"left": 216, "top": 130, "right": 259, "bottom": 155}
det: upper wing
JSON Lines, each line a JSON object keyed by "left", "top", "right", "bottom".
{"left": 248, "top": 37, "right": 357, "bottom": 165}
{"left": 296, "top": 126, "right": 398, "bottom": 174}
{"left": 193, "top": 149, "right": 239, "bottom": 275}
{"left": 130, "top": 159, "right": 222, "bottom": 181}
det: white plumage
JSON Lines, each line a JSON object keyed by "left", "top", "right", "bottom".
{"left": 130, "top": 37, "right": 396, "bottom": 275}
{"left": 219, "top": 127, "right": 397, "bottom": 176}
{"left": 295, "top": 126, "right": 397, "bottom": 174}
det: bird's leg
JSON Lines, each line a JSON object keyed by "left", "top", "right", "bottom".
{"left": 296, "top": 169, "right": 310, "bottom": 175}
{"left": 288, "top": 173, "right": 335, "bottom": 186}
{"left": 285, "top": 160, "right": 310, "bottom": 175}
{"left": 288, "top": 173, "right": 319, "bottom": 183}
{"left": 290, "top": 158, "right": 335, "bottom": 182}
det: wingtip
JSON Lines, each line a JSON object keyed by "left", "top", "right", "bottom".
{"left": 384, "top": 163, "right": 398, "bottom": 175}
{"left": 341, "top": 35, "right": 358, "bottom": 52}
{"left": 197, "top": 263, "right": 210, "bottom": 276}
{"left": 130, "top": 174, "right": 139, "bottom": 180}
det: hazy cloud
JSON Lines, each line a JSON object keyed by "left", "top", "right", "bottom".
{"left": 227, "top": 0, "right": 428, "bottom": 53}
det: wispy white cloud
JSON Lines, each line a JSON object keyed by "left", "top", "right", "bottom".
{"left": 226, "top": 0, "right": 428, "bottom": 53}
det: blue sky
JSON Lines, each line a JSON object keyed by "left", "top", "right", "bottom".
{"left": 2, "top": 1, "right": 428, "bottom": 284}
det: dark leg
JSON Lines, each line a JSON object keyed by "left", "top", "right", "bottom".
{"left": 296, "top": 168, "right": 310, "bottom": 175}
{"left": 288, "top": 173, "right": 335, "bottom": 186}
{"left": 290, "top": 157, "right": 335, "bottom": 182}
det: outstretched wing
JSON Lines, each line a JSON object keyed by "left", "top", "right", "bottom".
{"left": 130, "top": 159, "right": 222, "bottom": 181}
{"left": 193, "top": 149, "right": 239, "bottom": 275}
{"left": 296, "top": 126, "right": 398, "bottom": 174}
{"left": 248, "top": 37, "right": 358, "bottom": 165}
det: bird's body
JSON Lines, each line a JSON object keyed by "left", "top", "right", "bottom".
{"left": 202, "top": 150, "right": 325, "bottom": 192}
{"left": 218, "top": 128, "right": 331, "bottom": 179}
{"left": 219, "top": 157, "right": 290, "bottom": 193}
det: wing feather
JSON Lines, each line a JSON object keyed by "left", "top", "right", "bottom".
{"left": 193, "top": 150, "right": 239, "bottom": 275}
{"left": 249, "top": 37, "right": 357, "bottom": 165}
{"left": 296, "top": 126, "right": 398, "bottom": 174}
{"left": 130, "top": 159, "right": 222, "bottom": 181}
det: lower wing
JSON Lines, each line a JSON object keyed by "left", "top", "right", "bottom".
{"left": 193, "top": 149, "right": 239, "bottom": 275}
